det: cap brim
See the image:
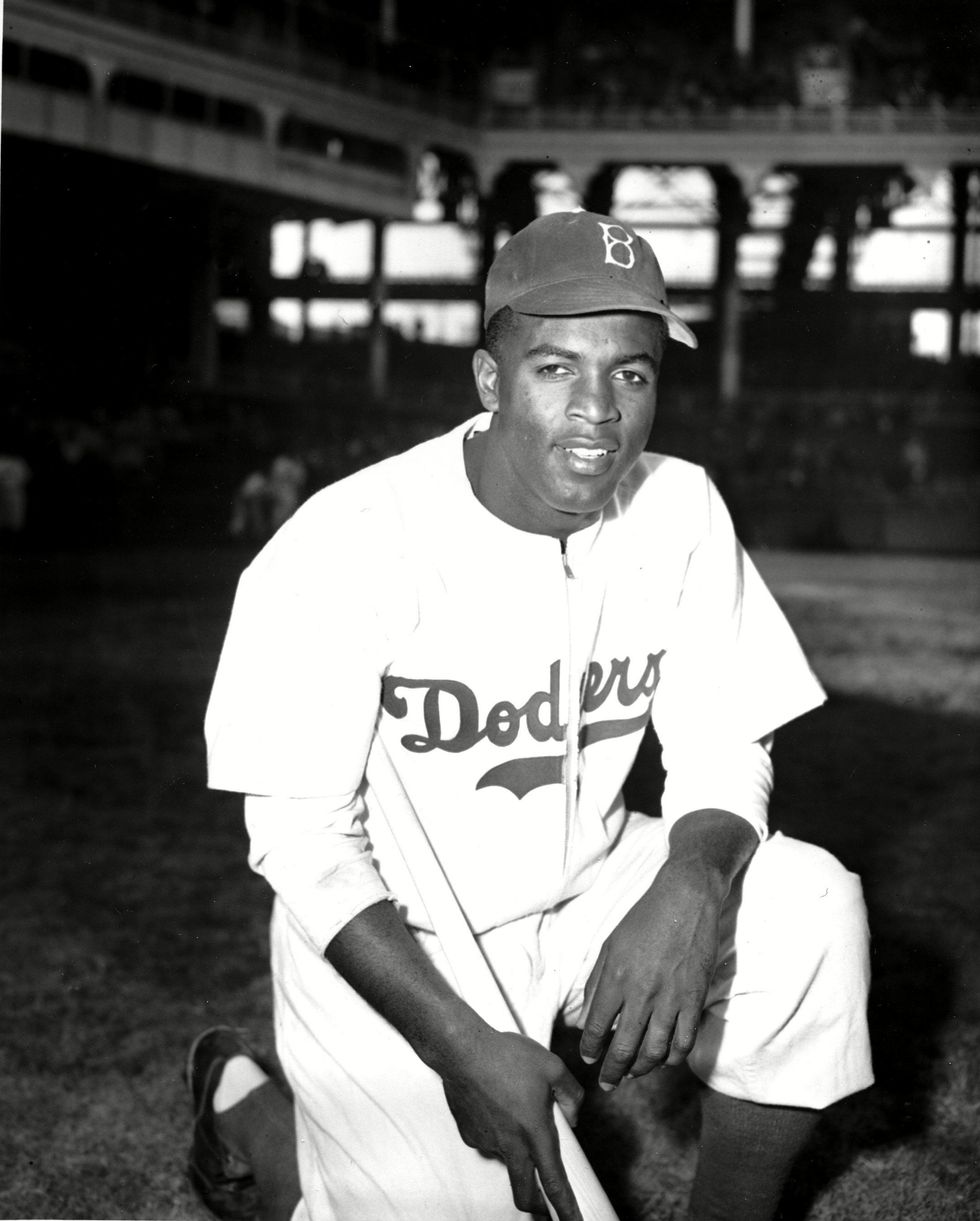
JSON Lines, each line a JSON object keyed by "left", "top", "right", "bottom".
{"left": 498, "top": 277, "right": 698, "bottom": 349}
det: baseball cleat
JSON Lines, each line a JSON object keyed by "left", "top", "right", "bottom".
{"left": 184, "top": 1026, "right": 268, "bottom": 1221}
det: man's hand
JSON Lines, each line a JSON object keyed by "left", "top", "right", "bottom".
{"left": 326, "top": 901, "right": 585, "bottom": 1219}
{"left": 441, "top": 1029, "right": 585, "bottom": 1221}
{"left": 579, "top": 809, "right": 759, "bottom": 1091}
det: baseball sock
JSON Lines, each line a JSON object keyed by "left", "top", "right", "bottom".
{"left": 211, "top": 1067, "right": 302, "bottom": 1221}
{"left": 688, "top": 1088, "right": 819, "bottom": 1221}
{"left": 213, "top": 1055, "right": 270, "bottom": 1114}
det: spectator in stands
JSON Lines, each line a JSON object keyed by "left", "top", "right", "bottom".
{"left": 0, "top": 453, "right": 31, "bottom": 536}
{"left": 229, "top": 469, "right": 272, "bottom": 544}
{"left": 267, "top": 454, "right": 308, "bottom": 532}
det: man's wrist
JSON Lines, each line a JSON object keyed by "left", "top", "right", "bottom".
{"left": 666, "top": 807, "right": 759, "bottom": 896}
{"left": 659, "top": 851, "right": 732, "bottom": 906}
{"left": 413, "top": 998, "right": 495, "bottom": 1078}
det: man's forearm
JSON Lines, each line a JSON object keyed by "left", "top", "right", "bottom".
{"left": 323, "top": 898, "right": 588, "bottom": 1221}
{"left": 324, "top": 898, "right": 491, "bottom": 1077}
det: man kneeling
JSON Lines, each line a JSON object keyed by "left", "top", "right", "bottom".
{"left": 190, "top": 211, "right": 873, "bottom": 1221}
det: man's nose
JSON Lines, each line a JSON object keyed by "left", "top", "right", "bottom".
{"left": 568, "top": 373, "right": 617, "bottom": 422}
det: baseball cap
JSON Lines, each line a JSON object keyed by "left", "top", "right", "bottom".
{"left": 484, "top": 210, "right": 697, "bottom": 349}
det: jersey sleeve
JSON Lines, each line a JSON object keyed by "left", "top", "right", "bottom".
{"left": 651, "top": 471, "right": 825, "bottom": 838}
{"left": 244, "top": 793, "right": 393, "bottom": 951}
{"left": 206, "top": 488, "right": 407, "bottom": 799}
{"left": 204, "top": 485, "right": 414, "bottom": 949}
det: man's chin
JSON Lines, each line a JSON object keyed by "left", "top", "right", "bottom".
{"left": 549, "top": 489, "right": 615, "bottom": 527}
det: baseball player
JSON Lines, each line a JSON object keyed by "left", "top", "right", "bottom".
{"left": 189, "top": 210, "right": 873, "bottom": 1221}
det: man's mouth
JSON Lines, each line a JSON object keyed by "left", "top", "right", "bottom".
{"left": 557, "top": 442, "right": 618, "bottom": 476}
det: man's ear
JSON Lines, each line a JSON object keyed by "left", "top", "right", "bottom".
{"left": 472, "top": 348, "right": 500, "bottom": 413}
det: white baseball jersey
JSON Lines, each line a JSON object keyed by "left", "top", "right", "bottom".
{"left": 205, "top": 412, "right": 826, "bottom": 952}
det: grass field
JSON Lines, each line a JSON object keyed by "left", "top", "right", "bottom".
{"left": 2, "top": 543, "right": 978, "bottom": 1220}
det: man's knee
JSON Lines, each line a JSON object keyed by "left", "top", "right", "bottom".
{"left": 740, "top": 832, "right": 871, "bottom": 994}
{"left": 755, "top": 832, "right": 866, "bottom": 918}
{"left": 692, "top": 833, "right": 873, "bottom": 1108}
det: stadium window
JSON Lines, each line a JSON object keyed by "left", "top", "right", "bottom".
{"left": 385, "top": 223, "right": 477, "bottom": 281}
{"left": 307, "top": 300, "right": 372, "bottom": 336}
{"left": 337, "top": 130, "right": 363, "bottom": 167}
{"left": 215, "top": 97, "right": 263, "bottom": 137}
{"left": 852, "top": 231, "right": 951, "bottom": 289}
{"left": 336, "top": 132, "right": 406, "bottom": 175}
{"left": 748, "top": 172, "right": 797, "bottom": 230}
{"left": 910, "top": 310, "right": 951, "bottom": 362}
{"left": 737, "top": 232, "right": 781, "bottom": 288}
{"left": 280, "top": 115, "right": 333, "bottom": 156}
{"left": 611, "top": 167, "right": 718, "bottom": 289}
{"left": 968, "top": 172, "right": 980, "bottom": 227}
{"left": 27, "top": 46, "right": 90, "bottom": 94}
{"left": 214, "top": 299, "right": 250, "bottom": 331}
{"left": 3, "top": 39, "right": 24, "bottom": 78}
{"left": 108, "top": 72, "right": 166, "bottom": 114}
{"left": 271, "top": 221, "right": 306, "bottom": 278}
{"left": 533, "top": 169, "right": 582, "bottom": 216}
{"left": 966, "top": 234, "right": 980, "bottom": 289}
{"left": 279, "top": 114, "right": 404, "bottom": 175}
{"left": 612, "top": 166, "right": 717, "bottom": 226}
{"left": 961, "top": 312, "right": 980, "bottom": 357}
{"left": 891, "top": 170, "right": 952, "bottom": 229}
{"left": 382, "top": 301, "right": 480, "bottom": 346}
{"left": 636, "top": 226, "right": 717, "bottom": 289}
{"left": 270, "top": 299, "right": 305, "bottom": 343}
{"left": 804, "top": 233, "right": 835, "bottom": 289}
{"left": 307, "top": 220, "right": 372, "bottom": 279}
{"left": 172, "top": 85, "right": 210, "bottom": 124}
{"left": 414, "top": 151, "right": 445, "bottom": 220}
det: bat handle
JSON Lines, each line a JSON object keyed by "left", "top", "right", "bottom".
{"left": 538, "top": 1103, "right": 620, "bottom": 1221}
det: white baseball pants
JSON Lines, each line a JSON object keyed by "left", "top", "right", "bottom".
{"left": 272, "top": 814, "right": 873, "bottom": 1221}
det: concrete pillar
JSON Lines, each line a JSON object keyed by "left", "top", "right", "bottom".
{"left": 472, "top": 164, "right": 504, "bottom": 334}
{"left": 300, "top": 220, "right": 315, "bottom": 347}
{"left": 832, "top": 192, "right": 855, "bottom": 297}
{"left": 713, "top": 169, "right": 749, "bottom": 413}
{"left": 189, "top": 208, "right": 220, "bottom": 389}
{"left": 259, "top": 100, "right": 286, "bottom": 150}
{"left": 472, "top": 156, "right": 508, "bottom": 203}
{"left": 950, "top": 165, "right": 969, "bottom": 363}
{"left": 583, "top": 163, "right": 619, "bottom": 217}
{"left": 83, "top": 54, "right": 114, "bottom": 102}
{"left": 83, "top": 54, "right": 114, "bottom": 144}
{"left": 734, "top": 0, "right": 754, "bottom": 65}
{"left": 243, "top": 217, "right": 274, "bottom": 345}
{"left": 479, "top": 206, "right": 499, "bottom": 281}
{"left": 368, "top": 217, "right": 389, "bottom": 403}
{"left": 723, "top": 160, "right": 770, "bottom": 408}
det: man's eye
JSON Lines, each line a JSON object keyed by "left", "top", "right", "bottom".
{"left": 538, "top": 364, "right": 570, "bottom": 377}
{"left": 615, "top": 369, "right": 647, "bottom": 384}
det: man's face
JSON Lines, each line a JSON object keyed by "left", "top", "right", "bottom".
{"left": 471, "top": 312, "right": 664, "bottom": 539}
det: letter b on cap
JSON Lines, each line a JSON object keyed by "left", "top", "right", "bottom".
{"left": 599, "top": 222, "right": 636, "bottom": 270}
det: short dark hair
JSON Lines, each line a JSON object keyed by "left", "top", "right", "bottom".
{"left": 483, "top": 306, "right": 521, "bottom": 362}
{"left": 484, "top": 306, "right": 669, "bottom": 363}
{"left": 641, "top": 314, "right": 669, "bottom": 362}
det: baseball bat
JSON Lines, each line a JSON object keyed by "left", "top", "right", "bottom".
{"left": 369, "top": 737, "right": 620, "bottom": 1221}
